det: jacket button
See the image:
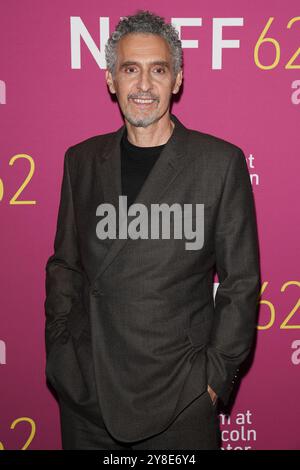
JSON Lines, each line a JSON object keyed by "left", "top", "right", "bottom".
{"left": 91, "top": 289, "right": 102, "bottom": 296}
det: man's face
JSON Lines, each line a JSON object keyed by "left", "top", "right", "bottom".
{"left": 105, "top": 33, "right": 182, "bottom": 128}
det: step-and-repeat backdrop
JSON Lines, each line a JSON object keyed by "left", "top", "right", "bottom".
{"left": 1, "top": 1, "right": 299, "bottom": 450}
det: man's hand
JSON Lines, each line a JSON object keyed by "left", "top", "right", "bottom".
{"left": 207, "top": 384, "right": 218, "bottom": 405}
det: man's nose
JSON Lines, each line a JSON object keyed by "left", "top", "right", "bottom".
{"left": 137, "top": 70, "right": 153, "bottom": 91}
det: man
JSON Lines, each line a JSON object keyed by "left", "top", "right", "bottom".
{"left": 44, "top": 10, "right": 261, "bottom": 450}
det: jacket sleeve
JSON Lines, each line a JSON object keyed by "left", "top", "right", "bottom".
{"left": 44, "top": 147, "right": 83, "bottom": 359}
{"left": 206, "top": 147, "right": 261, "bottom": 406}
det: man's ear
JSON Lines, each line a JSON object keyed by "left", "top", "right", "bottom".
{"left": 172, "top": 70, "right": 183, "bottom": 95}
{"left": 105, "top": 70, "right": 116, "bottom": 94}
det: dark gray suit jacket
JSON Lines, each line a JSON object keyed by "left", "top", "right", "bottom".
{"left": 44, "top": 112, "right": 261, "bottom": 442}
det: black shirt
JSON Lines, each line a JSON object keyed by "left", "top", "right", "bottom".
{"left": 120, "top": 128, "right": 166, "bottom": 207}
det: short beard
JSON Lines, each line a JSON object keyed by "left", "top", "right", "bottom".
{"left": 124, "top": 112, "right": 159, "bottom": 128}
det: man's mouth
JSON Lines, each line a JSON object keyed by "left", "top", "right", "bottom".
{"left": 130, "top": 98, "right": 157, "bottom": 106}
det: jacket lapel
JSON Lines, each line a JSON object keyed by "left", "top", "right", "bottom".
{"left": 93, "top": 112, "right": 189, "bottom": 283}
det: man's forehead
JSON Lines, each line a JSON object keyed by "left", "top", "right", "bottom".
{"left": 117, "top": 34, "right": 171, "bottom": 58}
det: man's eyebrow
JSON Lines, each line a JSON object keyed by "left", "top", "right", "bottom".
{"left": 120, "top": 60, "right": 170, "bottom": 68}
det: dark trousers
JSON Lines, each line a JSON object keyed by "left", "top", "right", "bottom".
{"left": 58, "top": 391, "right": 221, "bottom": 450}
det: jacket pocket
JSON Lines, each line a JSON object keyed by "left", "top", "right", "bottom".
{"left": 205, "top": 390, "right": 218, "bottom": 409}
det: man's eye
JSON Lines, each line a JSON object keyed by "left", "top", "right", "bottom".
{"left": 124, "top": 67, "right": 165, "bottom": 74}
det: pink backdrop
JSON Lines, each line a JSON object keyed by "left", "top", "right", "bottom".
{"left": 1, "top": 0, "right": 299, "bottom": 450}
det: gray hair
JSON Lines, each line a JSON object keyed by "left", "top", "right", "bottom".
{"left": 105, "top": 10, "right": 183, "bottom": 79}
